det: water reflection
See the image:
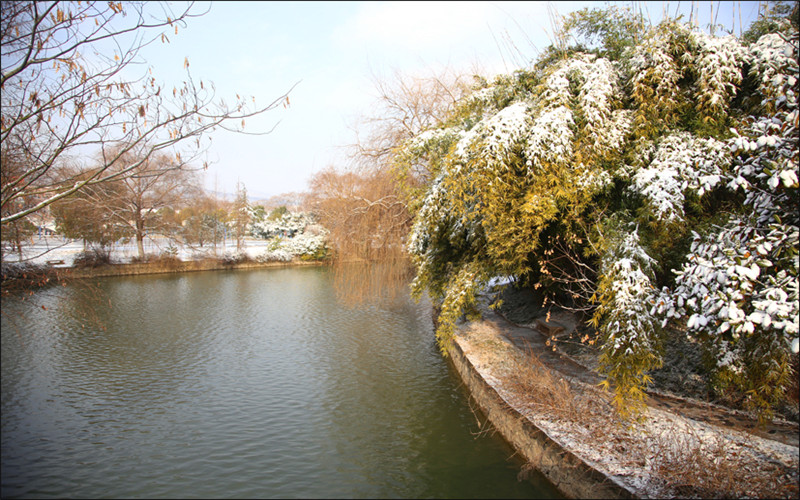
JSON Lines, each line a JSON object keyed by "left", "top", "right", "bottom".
{"left": 2, "top": 266, "right": 561, "bottom": 498}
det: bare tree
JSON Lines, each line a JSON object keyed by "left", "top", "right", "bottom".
{"left": 306, "top": 68, "right": 472, "bottom": 303}
{"left": 50, "top": 148, "right": 201, "bottom": 259}
{"left": 318, "top": 68, "right": 472, "bottom": 253}
{"left": 105, "top": 148, "right": 201, "bottom": 259}
{"left": 303, "top": 68, "right": 473, "bottom": 303}
{"left": 350, "top": 67, "right": 471, "bottom": 183}
{"left": 50, "top": 169, "right": 130, "bottom": 254}
{"left": 306, "top": 165, "right": 412, "bottom": 303}
{"left": 308, "top": 166, "right": 410, "bottom": 261}
{"left": 1, "top": 1, "right": 296, "bottom": 228}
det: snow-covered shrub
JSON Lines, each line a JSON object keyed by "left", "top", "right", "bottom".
{"left": 629, "top": 132, "right": 730, "bottom": 223}
{"left": 594, "top": 227, "right": 663, "bottom": 419}
{"left": 282, "top": 232, "right": 328, "bottom": 260}
{"left": 249, "top": 212, "right": 315, "bottom": 240}
{"left": 249, "top": 211, "right": 329, "bottom": 261}
{"left": 259, "top": 232, "right": 329, "bottom": 262}
{"left": 221, "top": 250, "right": 250, "bottom": 265}
{"left": 650, "top": 27, "right": 799, "bottom": 420}
{"left": 403, "top": 8, "right": 799, "bottom": 420}
{"left": 256, "top": 249, "right": 293, "bottom": 263}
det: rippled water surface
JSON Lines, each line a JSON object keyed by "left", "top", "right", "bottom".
{"left": 2, "top": 267, "right": 560, "bottom": 498}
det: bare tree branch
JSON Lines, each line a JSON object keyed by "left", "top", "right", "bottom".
{"left": 1, "top": 1, "right": 296, "bottom": 227}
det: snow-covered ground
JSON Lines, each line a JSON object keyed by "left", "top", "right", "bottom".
{"left": 3, "top": 235, "right": 278, "bottom": 268}
{"left": 456, "top": 309, "right": 800, "bottom": 498}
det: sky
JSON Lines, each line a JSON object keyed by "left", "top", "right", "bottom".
{"left": 129, "top": 1, "right": 763, "bottom": 201}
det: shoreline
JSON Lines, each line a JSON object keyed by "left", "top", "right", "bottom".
{"left": 446, "top": 337, "right": 634, "bottom": 498}
{"left": 448, "top": 296, "right": 800, "bottom": 498}
{"left": 5, "top": 260, "right": 796, "bottom": 497}
{"left": 63, "top": 258, "right": 327, "bottom": 279}
{"left": 445, "top": 293, "right": 799, "bottom": 498}
{"left": 1, "top": 258, "right": 328, "bottom": 293}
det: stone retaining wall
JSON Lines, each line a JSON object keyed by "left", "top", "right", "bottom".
{"left": 447, "top": 338, "right": 635, "bottom": 499}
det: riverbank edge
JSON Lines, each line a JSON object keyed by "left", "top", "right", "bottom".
{"left": 446, "top": 324, "right": 635, "bottom": 499}
{"left": 64, "top": 258, "right": 327, "bottom": 279}
{"left": 1, "top": 258, "right": 328, "bottom": 291}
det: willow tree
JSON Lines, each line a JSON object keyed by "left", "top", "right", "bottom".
{"left": 1, "top": 1, "right": 294, "bottom": 231}
{"left": 307, "top": 165, "right": 412, "bottom": 303}
{"left": 401, "top": 6, "right": 798, "bottom": 421}
{"left": 308, "top": 70, "right": 471, "bottom": 303}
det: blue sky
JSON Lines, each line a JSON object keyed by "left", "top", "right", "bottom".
{"left": 133, "top": 1, "right": 762, "bottom": 201}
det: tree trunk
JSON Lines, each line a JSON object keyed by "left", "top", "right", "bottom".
{"left": 14, "top": 225, "right": 23, "bottom": 261}
{"left": 136, "top": 215, "right": 145, "bottom": 259}
{"left": 137, "top": 233, "right": 145, "bottom": 259}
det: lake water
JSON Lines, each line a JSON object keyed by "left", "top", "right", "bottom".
{"left": 1, "top": 266, "right": 560, "bottom": 498}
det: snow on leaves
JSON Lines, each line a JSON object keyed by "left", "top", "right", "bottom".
{"left": 524, "top": 105, "right": 574, "bottom": 169}
{"left": 595, "top": 229, "right": 662, "bottom": 418}
{"left": 629, "top": 23, "right": 685, "bottom": 127}
{"left": 630, "top": 132, "right": 730, "bottom": 222}
{"left": 598, "top": 230, "right": 659, "bottom": 355}
{"left": 648, "top": 30, "right": 798, "bottom": 416}
{"left": 403, "top": 16, "right": 799, "bottom": 420}
{"left": 454, "top": 101, "right": 531, "bottom": 163}
{"left": 449, "top": 53, "right": 626, "bottom": 178}
{"left": 654, "top": 221, "right": 799, "bottom": 413}
{"left": 729, "top": 30, "right": 799, "bottom": 227}
{"left": 748, "top": 32, "right": 800, "bottom": 113}
{"left": 629, "top": 22, "right": 747, "bottom": 129}
{"left": 692, "top": 31, "right": 747, "bottom": 119}
{"left": 535, "top": 54, "right": 628, "bottom": 165}
{"left": 658, "top": 224, "right": 798, "bottom": 350}
{"left": 249, "top": 212, "right": 328, "bottom": 260}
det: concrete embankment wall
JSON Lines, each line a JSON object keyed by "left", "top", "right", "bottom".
{"left": 62, "top": 259, "right": 325, "bottom": 279}
{"left": 447, "top": 338, "right": 634, "bottom": 499}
